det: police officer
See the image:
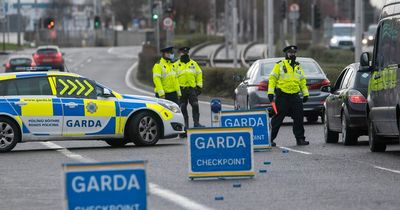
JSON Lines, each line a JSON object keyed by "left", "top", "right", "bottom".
{"left": 152, "top": 46, "right": 181, "bottom": 104}
{"left": 174, "top": 46, "right": 204, "bottom": 130}
{"left": 267, "top": 45, "right": 309, "bottom": 146}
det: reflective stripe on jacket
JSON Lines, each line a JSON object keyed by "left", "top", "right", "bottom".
{"left": 174, "top": 59, "right": 203, "bottom": 88}
{"left": 152, "top": 58, "right": 181, "bottom": 97}
{"left": 267, "top": 59, "right": 309, "bottom": 96}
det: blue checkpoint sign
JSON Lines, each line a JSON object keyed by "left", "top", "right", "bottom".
{"left": 220, "top": 110, "right": 271, "bottom": 150}
{"left": 188, "top": 127, "right": 255, "bottom": 179}
{"left": 63, "top": 161, "right": 147, "bottom": 210}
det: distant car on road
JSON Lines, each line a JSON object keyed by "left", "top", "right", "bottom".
{"left": 32, "top": 45, "right": 65, "bottom": 71}
{"left": 362, "top": 24, "right": 378, "bottom": 46}
{"left": 329, "top": 23, "right": 355, "bottom": 50}
{"left": 322, "top": 63, "right": 370, "bottom": 145}
{"left": 0, "top": 71, "right": 185, "bottom": 153}
{"left": 234, "top": 57, "right": 330, "bottom": 123}
{"left": 3, "top": 55, "right": 35, "bottom": 72}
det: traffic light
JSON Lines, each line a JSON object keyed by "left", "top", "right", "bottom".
{"left": 281, "top": 1, "right": 287, "bottom": 19}
{"left": 94, "top": 16, "right": 101, "bottom": 29}
{"left": 152, "top": 2, "right": 160, "bottom": 21}
{"left": 44, "top": 17, "right": 55, "bottom": 30}
{"left": 314, "top": 5, "right": 321, "bottom": 29}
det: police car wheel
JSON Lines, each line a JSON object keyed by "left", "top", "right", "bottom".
{"left": 0, "top": 118, "right": 20, "bottom": 153}
{"left": 130, "top": 111, "right": 160, "bottom": 146}
{"left": 105, "top": 139, "right": 129, "bottom": 147}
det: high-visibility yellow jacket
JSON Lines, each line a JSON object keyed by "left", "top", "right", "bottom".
{"left": 268, "top": 59, "right": 309, "bottom": 96}
{"left": 152, "top": 58, "right": 181, "bottom": 97}
{"left": 174, "top": 59, "right": 203, "bottom": 88}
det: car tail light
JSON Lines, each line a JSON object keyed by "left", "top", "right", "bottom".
{"left": 31, "top": 60, "right": 36, "bottom": 67}
{"left": 5, "top": 62, "right": 10, "bottom": 69}
{"left": 33, "top": 53, "right": 40, "bottom": 60}
{"left": 257, "top": 81, "right": 268, "bottom": 91}
{"left": 308, "top": 79, "right": 331, "bottom": 90}
{"left": 348, "top": 90, "right": 367, "bottom": 103}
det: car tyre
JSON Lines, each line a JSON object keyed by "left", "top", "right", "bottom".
{"left": 368, "top": 119, "right": 386, "bottom": 152}
{"left": 341, "top": 115, "right": 358, "bottom": 145}
{"left": 306, "top": 115, "right": 319, "bottom": 123}
{"left": 129, "top": 111, "right": 160, "bottom": 146}
{"left": 105, "top": 139, "right": 129, "bottom": 147}
{"left": 0, "top": 117, "right": 20, "bottom": 153}
{"left": 324, "top": 112, "right": 338, "bottom": 143}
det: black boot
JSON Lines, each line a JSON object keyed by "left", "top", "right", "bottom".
{"left": 271, "top": 141, "right": 276, "bottom": 147}
{"left": 194, "top": 122, "right": 205, "bottom": 127}
{"left": 296, "top": 138, "right": 309, "bottom": 146}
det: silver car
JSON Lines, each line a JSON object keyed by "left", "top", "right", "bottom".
{"left": 234, "top": 57, "right": 330, "bottom": 123}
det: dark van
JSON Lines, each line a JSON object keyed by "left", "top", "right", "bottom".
{"left": 360, "top": 0, "right": 400, "bottom": 152}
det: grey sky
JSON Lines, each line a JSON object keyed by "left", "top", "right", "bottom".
{"left": 370, "top": 0, "right": 385, "bottom": 9}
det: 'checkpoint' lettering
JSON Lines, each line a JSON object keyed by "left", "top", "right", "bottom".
{"left": 72, "top": 174, "right": 140, "bottom": 193}
{"left": 194, "top": 136, "right": 246, "bottom": 149}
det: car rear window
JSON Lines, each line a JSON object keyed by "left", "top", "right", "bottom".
{"left": 10, "top": 58, "right": 31, "bottom": 65}
{"left": 37, "top": 49, "right": 58, "bottom": 54}
{"left": 355, "top": 72, "right": 371, "bottom": 88}
{"left": 260, "top": 60, "right": 321, "bottom": 76}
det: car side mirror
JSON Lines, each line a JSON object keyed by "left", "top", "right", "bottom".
{"left": 102, "top": 88, "right": 112, "bottom": 97}
{"left": 360, "top": 52, "right": 371, "bottom": 72}
{"left": 320, "top": 85, "right": 332, "bottom": 93}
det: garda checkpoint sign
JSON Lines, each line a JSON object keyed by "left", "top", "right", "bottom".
{"left": 188, "top": 127, "right": 254, "bottom": 179}
{"left": 220, "top": 110, "right": 271, "bottom": 150}
{"left": 63, "top": 161, "right": 147, "bottom": 210}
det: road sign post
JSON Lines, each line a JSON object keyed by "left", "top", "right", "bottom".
{"left": 289, "top": 3, "right": 300, "bottom": 45}
{"left": 63, "top": 161, "right": 147, "bottom": 210}
{"left": 220, "top": 110, "right": 271, "bottom": 151}
{"left": 188, "top": 127, "right": 255, "bottom": 179}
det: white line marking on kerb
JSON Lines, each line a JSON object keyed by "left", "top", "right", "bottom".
{"left": 278, "top": 146, "right": 312, "bottom": 155}
{"left": 373, "top": 166, "right": 400, "bottom": 174}
{"left": 41, "top": 142, "right": 213, "bottom": 210}
{"left": 125, "top": 61, "right": 234, "bottom": 109}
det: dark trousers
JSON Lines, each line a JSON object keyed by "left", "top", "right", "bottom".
{"left": 180, "top": 87, "right": 200, "bottom": 128}
{"left": 155, "top": 92, "right": 179, "bottom": 105}
{"left": 271, "top": 90, "right": 305, "bottom": 142}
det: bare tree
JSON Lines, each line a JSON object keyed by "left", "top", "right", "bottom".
{"left": 110, "top": 0, "right": 146, "bottom": 30}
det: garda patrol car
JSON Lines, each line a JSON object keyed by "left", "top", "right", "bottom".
{"left": 0, "top": 71, "right": 185, "bottom": 152}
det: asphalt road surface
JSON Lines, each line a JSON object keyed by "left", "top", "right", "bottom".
{"left": 1, "top": 46, "right": 400, "bottom": 210}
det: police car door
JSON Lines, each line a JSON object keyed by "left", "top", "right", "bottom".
{"left": 55, "top": 76, "right": 117, "bottom": 137}
{"left": 2, "top": 76, "right": 63, "bottom": 136}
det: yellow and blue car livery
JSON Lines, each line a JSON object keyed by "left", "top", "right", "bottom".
{"left": 0, "top": 71, "right": 184, "bottom": 151}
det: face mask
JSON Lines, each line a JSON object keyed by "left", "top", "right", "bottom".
{"left": 289, "top": 55, "right": 296, "bottom": 61}
{"left": 168, "top": 54, "right": 175, "bottom": 61}
{"left": 180, "top": 54, "right": 190, "bottom": 63}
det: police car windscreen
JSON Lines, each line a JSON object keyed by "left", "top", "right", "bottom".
{"left": 10, "top": 58, "right": 31, "bottom": 65}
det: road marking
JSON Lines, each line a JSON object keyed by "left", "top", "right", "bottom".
{"left": 125, "top": 61, "right": 234, "bottom": 109}
{"left": 373, "top": 166, "right": 400, "bottom": 174}
{"left": 278, "top": 146, "right": 312, "bottom": 155}
{"left": 40, "top": 142, "right": 213, "bottom": 210}
{"left": 150, "top": 183, "right": 214, "bottom": 210}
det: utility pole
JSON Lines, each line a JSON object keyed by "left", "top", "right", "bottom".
{"left": 233, "top": 0, "right": 238, "bottom": 68}
{"left": 17, "top": 0, "right": 21, "bottom": 47}
{"left": 263, "top": 0, "right": 267, "bottom": 46}
{"left": 224, "top": 0, "right": 229, "bottom": 58}
{"left": 253, "top": 0, "right": 257, "bottom": 42}
{"left": 238, "top": 0, "right": 243, "bottom": 43}
{"left": 355, "top": 0, "right": 362, "bottom": 62}
{"left": 311, "top": 2, "right": 316, "bottom": 45}
{"left": 267, "top": 0, "right": 274, "bottom": 57}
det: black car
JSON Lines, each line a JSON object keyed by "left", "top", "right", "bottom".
{"left": 3, "top": 55, "right": 35, "bottom": 72}
{"left": 322, "top": 63, "right": 370, "bottom": 145}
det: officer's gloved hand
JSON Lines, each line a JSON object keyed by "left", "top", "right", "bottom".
{"left": 195, "top": 86, "right": 202, "bottom": 96}
{"left": 302, "top": 96, "right": 308, "bottom": 103}
{"left": 268, "top": 94, "right": 274, "bottom": 102}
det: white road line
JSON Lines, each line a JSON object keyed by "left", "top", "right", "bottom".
{"left": 373, "top": 166, "right": 400, "bottom": 174}
{"left": 124, "top": 61, "right": 234, "bottom": 109}
{"left": 149, "top": 183, "right": 214, "bottom": 210}
{"left": 41, "top": 142, "right": 213, "bottom": 210}
{"left": 278, "top": 146, "right": 312, "bottom": 155}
